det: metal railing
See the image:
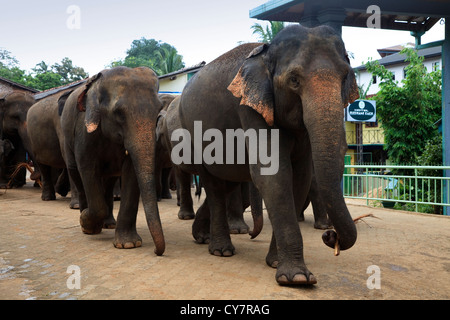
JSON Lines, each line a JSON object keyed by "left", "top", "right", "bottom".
{"left": 346, "top": 129, "right": 385, "bottom": 145}
{"left": 343, "top": 165, "right": 450, "bottom": 214}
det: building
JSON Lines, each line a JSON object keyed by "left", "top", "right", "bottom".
{"left": 158, "top": 62, "right": 205, "bottom": 95}
{"left": 345, "top": 44, "right": 443, "bottom": 165}
{"left": 0, "top": 76, "right": 39, "bottom": 96}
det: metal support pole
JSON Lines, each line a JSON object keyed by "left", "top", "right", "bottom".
{"left": 444, "top": 19, "right": 450, "bottom": 215}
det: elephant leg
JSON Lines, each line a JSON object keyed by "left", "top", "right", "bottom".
{"left": 199, "top": 170, "right": 237, "bottom": 257}
{"left": 192, "top": 197, "right": 210, "bottom": 244}
{"left": 39, "top": 163, "right": 56, "bottom": 201}
{"left": 114, "top": 157, "right": 142, "bottom": 249}
{"left": 176, "top": 167, "right": 195, "bottom": 220}
{"left": 103, "top": 176, "right": 118, "bottom": 229}
{"left": 69, "top": 174, "right": 80, "bottom": 210}
{"left": 67, "top": 166, "right": 87, "bottom": 212}
{"left": 54, "top": 168, "right": 70, "bottom": 197}
{"left": 227, "top": 183, "right": 249, "bottom": 234}
{"left": 161, "top": 167, "right": 172, "bottom": 199}
{"left": 250, "top": 141, "right": 315, "bottom": 284}
{"left": 78, "top": 167, "right": 109, "bottom": 235}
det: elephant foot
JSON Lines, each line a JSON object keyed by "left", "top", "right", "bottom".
{"left": 275, "top": 265, "right": 317, "bottom": 285}
{"left": 314, "top": 218, "right": 333, "bottom": 230}
{"left": 80, "top": 209, "right": 103, "bottom": 235}
{"left": 178, "top": 208, "right": 195, "bottom": 220}
{"left": 266, "top": 253, "right": 278, "bottom": 268}
{"left": 114, "top": 230, "right": 142, "bottom": 249}
{"left": 209, "top": 240, "right": 235, "bottom": 257}
{"left": 103, "top": 216, "right": 117, "bottom": 229}
{"left": 69, "top": 198, "right": 79, "bottom": 210}
{"left": 193, "top": 230, "right": 210, "bottom": 244}
{"left": 55, "top": 183, "right": 70, "bottom": 198}
{"left": 228, "top": 218, "right": 249, "bottom": 234}
{"left": 161, "top": 191, "right": 172, "bottom": 199}
{"left": 192, "top": 217, "right": 210, "bottom": 244}
{"left": 41, "top": 192, "right": 56, "bottom": 201}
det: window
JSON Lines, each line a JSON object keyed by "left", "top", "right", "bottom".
{"left": 432, "top": 62, "right": 440, "bottom": 71}
{"left": 372, "top": 75, "right": 377, "bottom": 84}
{"left": 403, "top": 67, "right": 408, "bottom": 79}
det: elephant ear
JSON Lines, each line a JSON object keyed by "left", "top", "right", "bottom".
{"left": 76, "top": 72, "right": 103, "bottom": 133}
{"left": 155, "top": 110, "right": 167, "bottom": 142}
{"left": 227, "top": 44, "right": 275, "bottom": 126}
{"left": 58, "top": 90, "right": 74, "bottom": 116}
{"left": 342, "top": 54, "right": 359, "bottom": 106}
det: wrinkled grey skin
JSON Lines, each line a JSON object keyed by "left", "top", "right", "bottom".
{"left": 162, "top": 25, "right": 358, "bottom": 285}
{"left": 0, "top": 92, "right": 37, "bottom": 187}
{"left": 61, "top": 66, "right": 166, "bottom": 256}
{"left": 27, "top": 88, "right": 82, "bottom": 208}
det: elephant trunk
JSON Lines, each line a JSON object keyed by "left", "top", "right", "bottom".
{"left": 303, "top": 73, "right": 357, "bottom": 251}
{"left": 126, "top": 119, "right": 165, "bottom": 256}
{"left": 249, "top": 182, "right": 263, "bottom": 239}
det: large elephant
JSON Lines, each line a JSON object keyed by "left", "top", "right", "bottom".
{"left": 27, "top": 88, "right": 82, "bottom": 208}
{"left": 60, "top": 66, "right": 166, "bottom": 256}
{"left": 157, "top": 100, "right": 263, "bottom": 236}
{"left": 0, "top": 92, "right": 37, "bottom": 187}
{"left": 162, "top": 25, "right": 358, "bottom": 285}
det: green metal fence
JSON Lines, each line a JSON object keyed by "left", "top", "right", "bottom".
{"left": 343, "top": 165, "right": 450, "bottom": 214}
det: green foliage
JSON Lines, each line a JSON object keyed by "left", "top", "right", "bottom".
{"left": 251, "top": 21, "right": 285, "bottom": 43}
{"left": 109, "top": 38, "right": 185, "bottom": 76}
{"left": 365, "top": 48, "right": 442, "bottom": 165}
{"left": 0, "top": 49, "right": 89, "bottom": 91}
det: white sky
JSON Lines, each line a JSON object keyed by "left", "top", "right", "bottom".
{"left": 0, "top": 0, "right": 446, "bottom": 75}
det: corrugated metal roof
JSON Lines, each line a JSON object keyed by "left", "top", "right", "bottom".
{"left": 158, "top": 62, "right": 206, "bottom": 80}
{"left": 33, "top": 78, "right": 87, "bottom": 100}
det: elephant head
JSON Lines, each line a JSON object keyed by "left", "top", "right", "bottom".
{"left": 0, "top": 92, "right": 36, "bottom": 152}
{"left": 228, "top": 25, "right": 358, "bottom": 251}
{"left": 72, "top": 66, "right": 165, "bottom": 255}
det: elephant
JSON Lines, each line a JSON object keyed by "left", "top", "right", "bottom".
{"left": 0, "top": 92, "right": 38, "bottom": 187}
{"left": 157, "top": 100, "right": 263, "bottom": 236}
{"left": 27, "top": 88, "right": 83, "bottom": 208}
{"left": 161, "top": 25, "right": 358, "bottom": 285}
{"left": 155, "top": 94, "right": 177, "bottom": 201}
{"left": 60, "top": 66, "right": 166, "bottom": 256}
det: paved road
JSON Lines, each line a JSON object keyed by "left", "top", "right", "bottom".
{"left": 1, "top": 181, "right": 449, "bottom": 301}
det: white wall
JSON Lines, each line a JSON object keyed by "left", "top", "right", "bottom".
{"left": 357, "top": 57, "right": 441, "bottom": 97}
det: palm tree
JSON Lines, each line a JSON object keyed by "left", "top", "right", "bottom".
{"left": 251, "top": 21, "right": 286, "bottom": 43}
{"left": 155, "top": 47, "right": 185, "bottom": 75}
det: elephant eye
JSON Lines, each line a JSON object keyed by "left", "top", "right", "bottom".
{"left": 289, "top": 75, "right": 300, "bottom": 88}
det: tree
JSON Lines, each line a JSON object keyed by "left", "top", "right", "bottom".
{"left": 0, "top": 50, "right": 89, "bottom": 91}
{"left": 51, "top": 57, "right": 88, "bottom": 85}
{"left": 365, "top": 48, "right": 442, "bottom": 165}
{"left": 251, "top": 21, "right": 285, "bottom": 43}
{"left": 109, "top": 38, "right": 185, "bottom": 76}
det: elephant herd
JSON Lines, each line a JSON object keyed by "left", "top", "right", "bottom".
{"left": 0, "top": 25, "right": 358, "bottom": 286}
